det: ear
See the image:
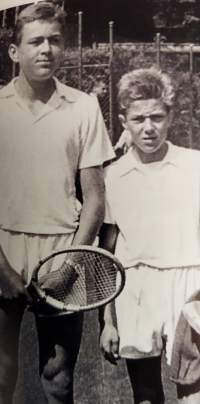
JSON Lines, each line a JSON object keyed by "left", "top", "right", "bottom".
{"left": 118, "top": 114, "right": 128, "bottom": 130}
{"left": 8, "top": 44, "right": 19, "bottom": 64}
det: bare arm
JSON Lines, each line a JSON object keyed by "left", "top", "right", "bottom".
{"left": 0, "top": 245, "right": 29, "bottom": 306}
{"left": 98, "top": 223, "right": 120, "bottom": 364}
{"left": 72, "top": 166, "right": 105, "bottom": 246}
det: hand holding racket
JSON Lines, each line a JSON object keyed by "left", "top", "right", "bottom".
{"left": 25, "top": 245, "right": 125, "bottom": 316}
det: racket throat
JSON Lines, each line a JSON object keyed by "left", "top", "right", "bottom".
{"left": 27, "top": 280, "right": 80, "bottom": 315}
{"left": 27, "top": 296, "right": 47, "bottom": 314}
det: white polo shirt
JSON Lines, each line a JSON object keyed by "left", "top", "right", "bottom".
{"left": 0, "top": 78, "right": 115, "bottom": 234}
{"left": 104, "top": 142, "right": 200, "bottom": 269}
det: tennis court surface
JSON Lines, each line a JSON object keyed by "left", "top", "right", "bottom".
{"left": 14, "top": 310, "right": 177, "bottom": 404}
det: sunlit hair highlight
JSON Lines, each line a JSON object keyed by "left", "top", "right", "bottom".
{"left": 118, "top": 67, "right": 175, "bottom": 113}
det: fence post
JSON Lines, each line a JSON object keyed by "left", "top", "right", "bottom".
{"left": 12, "top": 6, "right": 20, "bottom": 79}
{"left": 156, "top": 33, "right": 161, "bottom": 69}
{"left": 2, "top": 9, "right": 7, "bottom": 28}
{"left": 189, "top": 44, "right": 193, "bottom": 148}
{"left": 78, "top": 11, "right": 83, "bottom": 91}
{"left": 109, "top": 21, "right": 114, "bottom": 142}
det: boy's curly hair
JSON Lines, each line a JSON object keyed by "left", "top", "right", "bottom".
{"left": 118, "top": 67, "right": 175, "bottom": 113}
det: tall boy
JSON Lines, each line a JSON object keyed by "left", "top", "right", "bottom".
{"left": 99, "top": 68, "right": 200, "bottom": 404}
{"left": 0, "top": 3, "right": 114, "bottom": 404}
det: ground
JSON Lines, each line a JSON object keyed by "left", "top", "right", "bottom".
{"left": 13, "top": 309, "right": 177, "bottom": 404}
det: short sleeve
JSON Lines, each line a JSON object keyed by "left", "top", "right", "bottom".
{"left": 77, "top": 95, "right": 115, "bottom": 169}
{"left": 104, "top": 195, "right": 116, "bottom": 224}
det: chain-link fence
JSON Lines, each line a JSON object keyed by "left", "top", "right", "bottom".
{"left": 56, "top": 13, "right": 114, "bottom": 139}
{"left": 57, "top": 58, "right": 111, "bottom": 134}
{"left": 1, "top": 5, "right": 200, "bottom": 148}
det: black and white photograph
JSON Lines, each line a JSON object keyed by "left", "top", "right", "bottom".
{"left": 1, "top": 1, "right": 200, "bottom": 403}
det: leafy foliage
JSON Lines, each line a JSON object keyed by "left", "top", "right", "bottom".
{"left": 153, "top": 0, "right": 200, "bottom": 42}
{"left": 1, "top": 27, "right": 200, "bottom": 149}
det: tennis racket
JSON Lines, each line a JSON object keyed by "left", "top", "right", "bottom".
{"left": 26, "top": 245, "right": 125, "bottom": 316}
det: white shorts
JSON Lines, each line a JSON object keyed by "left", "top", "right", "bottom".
{"left": 0, "top": 229, "right": 74, "bottom": 284}
{"left": 115, "top": 264, "right": 200, "bottom": 364}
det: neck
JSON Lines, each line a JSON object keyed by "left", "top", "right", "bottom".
{"left": 135, "top": 142, "right": 168, "bottom": 164}
{"left": 15, "top": 72, "right": 55, "bottom": 104}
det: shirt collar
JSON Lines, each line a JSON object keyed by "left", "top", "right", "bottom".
{"left": 118, "top": 141, "right": 182, "bottom": 177}
{"left": 53, "top": 77, "right": 80, "bottom": 102}
{"left": 0, "top": 79, "right": 16, "bottom": 98}
{"left": 0, "top": 76, "right": 79, "bottom": 103}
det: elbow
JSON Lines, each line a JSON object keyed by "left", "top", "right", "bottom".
{"left": 83, "top": 187, "right": 105, "bottom": 228}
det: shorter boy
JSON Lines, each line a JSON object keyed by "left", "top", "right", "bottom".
{"left": 99, "top": 68, "right": 200, "bottom": 404}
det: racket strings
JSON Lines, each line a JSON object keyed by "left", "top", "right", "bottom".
{"left": 74, "top": 253, "right": 116, "bottom": 301}
{"left": 37, "top": 251, "right": 118, "bottom": 308}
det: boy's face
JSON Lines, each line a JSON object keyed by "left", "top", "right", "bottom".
{"left": 10, "top": 19, "right": 65, "bottom": 82}
{"left": 120, "top": 98, "right": 170, "bottom": 160}
{"left": 93, "top": 81, "right": 108, "bottom": 99}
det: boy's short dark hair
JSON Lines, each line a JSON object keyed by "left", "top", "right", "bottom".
{"left": 12, "top": 2, "right": 67, "bottom": 46}
{"left": 92, "top": 75, "right": 107, "bottom": 88}
{"left": 118, "top": 67, "right": 175, "bottom": 114}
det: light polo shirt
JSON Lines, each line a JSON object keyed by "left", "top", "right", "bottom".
{"left": 0, "top": 77, "right": 115, "bottom": 234}
{"left": 104, "top": 141, "right": 200, "bottom": 269}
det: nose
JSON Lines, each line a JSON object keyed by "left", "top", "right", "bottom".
{"left": 144, "top": 117, "right": 154, "bottom": 133}
{"left": 41, "top": 39, "right": 51, "bottom": 53}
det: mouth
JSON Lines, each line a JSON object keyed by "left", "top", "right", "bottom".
{"left": 37, "top": 60, "right": 53, "bottom": 65}
{"left": 142, "top": 136, "right": 157, "bottom": 142}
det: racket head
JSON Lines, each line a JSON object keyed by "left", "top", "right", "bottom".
{"left": 28, "top": 245, "right": 125, "bottom": 315}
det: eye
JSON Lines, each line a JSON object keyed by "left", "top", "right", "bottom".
{"left": 29, "top": 38, "right": 43, "bottom": 46}
{"left": 50, "top": 36, "right": 62, "bottom": 45}
{"left": 132, "top": 116, "right": 145, "bottom": 123}
{"left": 151, "top": 115, "right": 166, "bottom": 123}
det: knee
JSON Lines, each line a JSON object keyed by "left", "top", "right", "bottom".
{"left": 40, "top": 349, "right": 75, "bottom": 400}
{"left": 42, "top": 360, "right": 73, "bottom": 384}
{"left": 41, "top": 366, "right": 74, "bottom": 403}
